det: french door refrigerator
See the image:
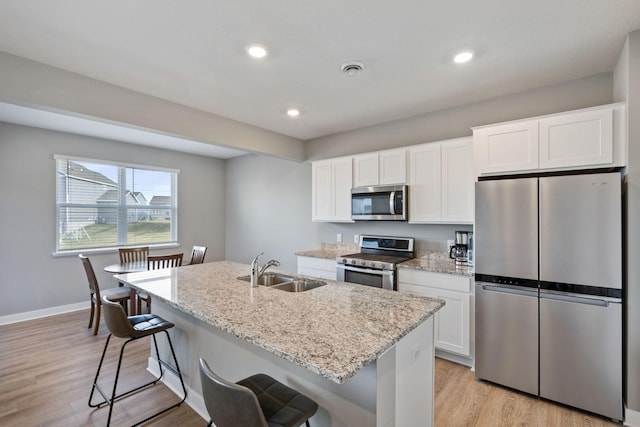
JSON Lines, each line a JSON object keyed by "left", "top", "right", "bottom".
{"left": 475, "top": 172, "right": 622, "bottom": 421}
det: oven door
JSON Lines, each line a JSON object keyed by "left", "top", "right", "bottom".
{"left": 336, "top": 264, "right": 395, "bottom": 290}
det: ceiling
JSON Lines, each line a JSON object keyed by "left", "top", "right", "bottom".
{"left": 0, "top": 0, "right": 639, "bottom": 145}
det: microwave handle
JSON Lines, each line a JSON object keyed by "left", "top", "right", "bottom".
{"left": 389, "top": 191, "right": 396, "bottom": 215}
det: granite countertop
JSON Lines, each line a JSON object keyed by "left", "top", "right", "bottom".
{"left": 398, "top": 257, "right": 474, "bottom": 277}
{"left": 295, "top": 243, "right": 358, "bottom": 259}
{"left": 296, "top": 245, "right": 474, "bottom": 277}
{"left": 116, "top": 261, "right": 444, "bottom": 384}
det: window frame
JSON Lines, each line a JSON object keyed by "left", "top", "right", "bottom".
{"left": 54, "top": 155, "right": 179, "bottom": 256}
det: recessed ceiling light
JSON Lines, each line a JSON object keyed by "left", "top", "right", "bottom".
{"left": 287, "top": 109, "right": 300, "bottom": 117}
{"left": 246, "top": 44, "right": 267, "bottom": 58}
{"left": 453, "top": 51, "right": 474, "bottom": 64}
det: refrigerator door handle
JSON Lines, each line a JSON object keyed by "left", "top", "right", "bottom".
{"left": 539, "top": 291, "right": 613, "bottom": 307}
{"left": 479, "top": 283, "right": 538, "bottom": 298}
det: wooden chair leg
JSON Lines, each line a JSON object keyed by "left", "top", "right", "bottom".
{"left": 94, "top": 304, "right": 101, "bottom": 336}
{"left": 88, "top": 301, "right": 95, "bottom": 330}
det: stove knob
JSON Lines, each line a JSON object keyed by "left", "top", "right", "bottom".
{"left": 360, "top": 261, "right": 367, "bottom": 267}
{"left": 350, "top": 260, "right": 357, "bottom": 265}
{"left": 340, "top": 258, "right": 347, "bottom": 264}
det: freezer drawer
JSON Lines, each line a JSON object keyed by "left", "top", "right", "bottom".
{"left": 540, "top": 293, "right": 622, "bottom": 420}
{"left": 475, "top": 283, "right": 538, "bottom": 395}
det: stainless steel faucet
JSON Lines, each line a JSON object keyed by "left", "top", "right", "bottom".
{"left": 250, "top": 253, "right": 281, "bottom": 287}
{"left": 250, "top": 252, "right": 263, "bottom": 287}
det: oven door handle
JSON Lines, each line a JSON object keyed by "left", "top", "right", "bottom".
{"left": 338, "top": 264, "right": 394, "bottom": 276}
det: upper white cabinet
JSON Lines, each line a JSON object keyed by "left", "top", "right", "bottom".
{"left": 538, "top": 108, "right": 613, "bottom": 169}
{"left": 473, "top": 120, "right": 539, "bottom": 174}
{"left": 353, "top": 148, "right": 407, "bottom": 187}
{"left": 473, "top": 103, "right": 626, "bottom": 176}
{"left": 312, "top": 157, "right": 353, "bottom": 222}
{"left": 409, "top": 137, "right": 474, "bottom": 224}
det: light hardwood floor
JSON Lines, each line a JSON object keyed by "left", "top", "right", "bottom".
{"left": 0, "top": 310, "right": 620, "bottom": 426}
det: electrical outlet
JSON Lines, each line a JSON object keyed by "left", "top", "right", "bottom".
{"left": 337, "top": 233, "right": 343, "bottom": 243}
{"left": 354, "top": 234, "right": 360, "bottom": 244}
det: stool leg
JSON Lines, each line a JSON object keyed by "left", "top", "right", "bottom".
{"left": 88, "top": 334, "right": 112, "bottom": 407}
{"left": 106, "top": 338, "right": 130, "bottom": 427}
{"left": 163, "top": 329, "right": 187, "bottom": 400}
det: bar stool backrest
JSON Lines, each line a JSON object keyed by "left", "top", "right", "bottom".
{"left": 199, "top": 358, "right": 269, "bottom": 427}
{"left": 101, "top": 297, "right": 135, "bottom": 339}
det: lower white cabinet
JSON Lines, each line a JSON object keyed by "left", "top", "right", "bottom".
{"left": 398, "top": 269, "right": 472, "bottom": 362}
{"left": 297, "top": 256, "right": 337, "bottom": 280}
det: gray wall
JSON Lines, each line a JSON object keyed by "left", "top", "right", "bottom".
{"left": 0, "top": 122, "right": 226, "bottom": 316}
{"left": 224, "top": 154, "right": 318, "bottom": 272}
{"left": 615, "top": 30, "right": 640, "bottom": 417}
{"left": 306, "top": 72, "right": 613, "bottom": 160}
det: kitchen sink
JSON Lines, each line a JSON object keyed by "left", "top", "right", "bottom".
{"left": 236, "top": 272, "right": 295, "bottom": 286}
{"left": 270, "top": 279, "right": 327, "bottom": 292}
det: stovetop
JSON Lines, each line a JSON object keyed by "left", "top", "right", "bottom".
{"left": 336, "top": 235, "right": 415, "bottom": 270}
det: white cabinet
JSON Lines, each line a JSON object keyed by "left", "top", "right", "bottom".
{"left": 538, "top": 107, "right": 613, "bottom": 169}
{"left": 353, "top": 148, "right": 407, "bottom": 187}
{"left": 473, "top": 103, "right": 626, "bottom": 176}
{"left": 473, "top": 120, "right": 539, "bottom": 174}
{"left": 297, "top": 256, "right": 337, "bottom": 280}
{"left": 398, "top": 269, "right": 472, "bottom": 362}
{"left": 312, "top": 157, "right": 353, "bottom": 222}
{"left": 408, "top": 137, "right": 474, "bottom": 224}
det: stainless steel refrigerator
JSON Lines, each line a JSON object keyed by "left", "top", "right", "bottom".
{"left": 474, "top": 172, "right": 622, "bottom": 421}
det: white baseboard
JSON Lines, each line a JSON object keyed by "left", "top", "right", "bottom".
{"left": 0, "top": 301, "right": 88, "bottom": 326}
{"left": 435, "top": 349, "right": 473, "bottom": 368}
{"left": 625, "top": 407, "right": 640, "bottom": 426}
{"left": 147, "top": 357, "right": 208, "bottom": 422}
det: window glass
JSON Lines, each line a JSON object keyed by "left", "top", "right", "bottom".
{"left": 56, "top": 157, "right": 178, "bottom": 252}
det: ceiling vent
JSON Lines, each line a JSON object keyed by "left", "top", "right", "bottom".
{"left": 341, "top": 61, "right": 364, "bottom": 76}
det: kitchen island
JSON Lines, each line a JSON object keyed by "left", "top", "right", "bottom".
{"left": 116, "top": 261, "right": 444, "bottom": 426}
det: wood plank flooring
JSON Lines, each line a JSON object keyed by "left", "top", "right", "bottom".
{"left": 0, "top": 310, "right": 620, "bottom": 426}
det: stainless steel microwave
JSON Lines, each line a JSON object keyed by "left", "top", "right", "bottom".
{"left": 351, "top": 185, "right": 407, "bottom": 221}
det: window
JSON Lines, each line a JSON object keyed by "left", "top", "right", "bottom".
{"left": 55, "top": 156, "right": 178, "bottom": 252}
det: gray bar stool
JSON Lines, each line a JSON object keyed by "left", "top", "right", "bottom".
{"left": 89, "top": 296, "right": 187, "bottom": 426}
{"left": 199, "top": 358, "right": 318, "bottom": 427}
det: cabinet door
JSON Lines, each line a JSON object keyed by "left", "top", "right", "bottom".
{"left": 312, "top": 158, "right": 353, "bottom": 222}
{"left": 312, "top": 160, "right": 332, "bottom": 221}
{"left": 379, "top": 149, "right": 407, "bottom": 185}
{"left": 297, "top": 256, "right": 337, "bottom": 280}
{"left": 408, "top": 143, "right": 441, "bottom": 222}
{"left": 399, "top": 282, "right": 470, "bottom": 357}
{"left": 353, "top": 153, "right": 379, "bottom": 187}
{"left": 475, "top": 120, "right": 539, "bottom": 174}
{"left": 332, "top": 157, "right": 353, "bottom": 221}
{"left": 441, "top": 138, "right": 474, "bottom": 223}
{"left": 539, "top": 108, "right": 613, "bottom": 169}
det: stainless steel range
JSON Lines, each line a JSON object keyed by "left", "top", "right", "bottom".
{"left": 336, "top": 235, "right": 414, "bottom": 290}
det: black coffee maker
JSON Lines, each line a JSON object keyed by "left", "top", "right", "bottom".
{"left": 449, "top": 231, "right": 473, "bottom": 265}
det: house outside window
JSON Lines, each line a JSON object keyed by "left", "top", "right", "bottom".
{"left": 55, "top": 156, "right": 178, "bottom": 252}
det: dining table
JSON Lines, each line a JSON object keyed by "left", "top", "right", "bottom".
{"left": 104, "top": 261, "right": 148, "bottom": 315}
